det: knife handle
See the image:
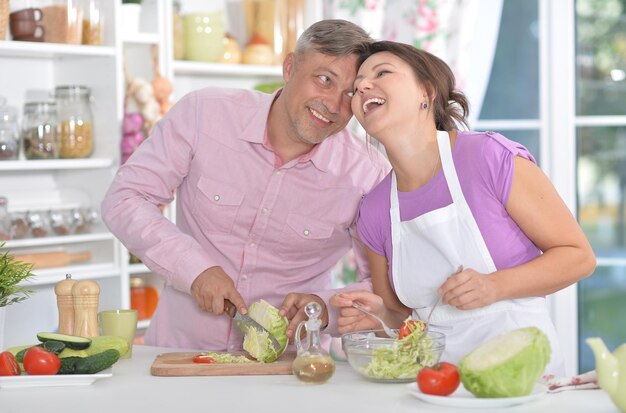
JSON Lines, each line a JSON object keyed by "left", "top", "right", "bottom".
{"left": 223, "top": 299, "right": 237, "bottom": 318}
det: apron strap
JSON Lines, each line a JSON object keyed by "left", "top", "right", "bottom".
{"left": 390, "top": 172, "right": 401, "bottom": 224}
{"left": 437, "top": 131, "right": 464, "bottom": 204}
{"left": 437, "top": 130, "right": 497, "bottom": 273}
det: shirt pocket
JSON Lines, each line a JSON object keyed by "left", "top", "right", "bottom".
{"left": 276, "top": 213, "right": 335, "bottom": 264}
{"left": 192, "top": 176, "right": 245, "bottom": 235}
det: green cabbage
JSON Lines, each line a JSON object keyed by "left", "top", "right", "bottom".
{"left": 459, "top": 327, "right": 551, "bottom": 398}
{"left": 243, "top": 299, "right": 288, "bottom": 363}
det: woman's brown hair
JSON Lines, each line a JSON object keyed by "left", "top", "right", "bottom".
{"left": 358, "top": 41, "right": 470, "bottom": 131}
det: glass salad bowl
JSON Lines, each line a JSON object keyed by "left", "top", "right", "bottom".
{"left": 341, "top": 329, "right": 445, "bottom": 383}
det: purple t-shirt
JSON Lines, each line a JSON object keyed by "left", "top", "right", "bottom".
{"left": 357, "top": 131, "right": 541, "bottom": 285}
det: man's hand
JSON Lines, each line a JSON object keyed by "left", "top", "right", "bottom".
{"left": 190, "top": 266, "right": 247, "bottom": 315}
{"left": 279, "top": 293, "right": 328, "bottom": 343}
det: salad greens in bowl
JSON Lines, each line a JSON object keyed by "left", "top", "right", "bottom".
{"left": 341, "top": 328, "right": 445, "bottom": 382}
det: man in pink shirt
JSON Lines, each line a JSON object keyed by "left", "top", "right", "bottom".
{"left": 101, "top": 20, "right": 390, "bottom": 351}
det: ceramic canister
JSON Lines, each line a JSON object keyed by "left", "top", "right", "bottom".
{"left": 182, "top": 11, "right": 225, "bottom": 62}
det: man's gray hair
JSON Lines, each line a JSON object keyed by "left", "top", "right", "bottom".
{"left": 294, "top": 19, "right": 373, "bottom": 57}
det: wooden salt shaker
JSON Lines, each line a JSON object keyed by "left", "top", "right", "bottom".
{"left": 72, "top": 279, "right": 100, "bottom": 337}
{"left": 54, "top": 274, "right": 77, "bottom": 335}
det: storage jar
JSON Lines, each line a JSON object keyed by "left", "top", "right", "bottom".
{"left": 22, "top": 101, "right": 60, "bottom": 159}
{"left": 55, "top": 85, "right": 94, "bottom": 158}
{"left": 0, "top": 96, "right": 19, "bottom": 161}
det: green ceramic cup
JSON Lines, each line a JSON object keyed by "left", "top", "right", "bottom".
{"left": 182, "top": 12, "right": 225, "bottom": 62}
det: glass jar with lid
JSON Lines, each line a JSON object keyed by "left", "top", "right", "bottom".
{"left": 130, "top": 277, "right": 159, "bottom": 321}
{"left": 40, "top": 0, "right": 83, "bottom": 44}
{"left": 0, "top": 96, "right": 19, "bottom": 161}
{"left": 22, "top": 101, "right": 60, "bottom": 160}
{"left": 0, "top": 197, "right": 12, "bottom": 240}
{"left": 55, "top": 85, "right": 94, "bottom": 158}
{"left": 81, "top": 0, "right": 103, "bottom": 45}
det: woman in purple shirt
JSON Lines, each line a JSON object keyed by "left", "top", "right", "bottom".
{"left": 331, "top": 41, "right": 596, "bottom": 375}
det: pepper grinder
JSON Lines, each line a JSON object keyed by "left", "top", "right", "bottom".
{"left": 72, "top": 279, "right": 100, "bottom": 337}
{"left": 54, "top": 274, "right": 77, "bottom": 335}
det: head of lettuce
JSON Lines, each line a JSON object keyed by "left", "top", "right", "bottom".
{"left": 459, "top": 327, "right": 551, "bottom": 398}
{"left": 242, "top": 300, "right": 289, "bottom": 363}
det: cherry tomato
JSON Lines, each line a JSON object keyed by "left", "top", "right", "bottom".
{"left": 23, "top": 347, "right": 61, "bottom": 375}
{"left": 0, "top": 351, "right": 21, "bottom": 376}
{"left": 398, "top": 319, "right": 421, "bottom": 339}
{"left": 417, "top": 362, "right": 460, "bottom": 396}
{"left": 193, "top": 355, "right": 215, "bottom": 364}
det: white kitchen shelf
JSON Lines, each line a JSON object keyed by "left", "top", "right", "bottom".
{"left": 173, "top": 61, "right": 283, "bottom": 77}
{"left": 122, "top": 33, "right": 160, "bottom": 45}
{"left": 0, "top": 158, "right": 114, "bottom": 171}
{"left": 0, "top": 41, "right": 116, "bottom": 59}
{"left": 25, "top": 263, "right": 120, "bottom": 286}
{"left": 5, "top": 232, "right": 115, "bottom": 249}
{"left": 128, "top": 263, "right": 151, "bottom": 274}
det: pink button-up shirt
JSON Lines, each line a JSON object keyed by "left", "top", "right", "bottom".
{"left": 102, "top": 87, "right": 390, "bottom": 351}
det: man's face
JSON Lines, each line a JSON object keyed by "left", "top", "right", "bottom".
{"left": 280, "top": 51, "right": 358, "bottom": 146}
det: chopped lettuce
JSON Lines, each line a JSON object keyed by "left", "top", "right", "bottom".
{"left": 201, "top": 352, "right": 254, "bottom": 364}
{"left": 459, "top": 327, "right": 551, "bottom": 398}
{"left": 362, "top": 320, "right": 438, "bottom": 380}
{"left": 243, "top": 299, "right": 288, "bottom": 363}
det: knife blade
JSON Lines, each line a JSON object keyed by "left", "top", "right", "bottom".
{"left": 223, "top": 299, "right": 281, "bottom": 351}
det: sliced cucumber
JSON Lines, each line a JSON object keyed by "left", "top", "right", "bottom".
{"left": 37, "top": 332, "right": 92, "bottom": 350}
{"left": 42, "top": 340, "right": 66, "bottom": 355}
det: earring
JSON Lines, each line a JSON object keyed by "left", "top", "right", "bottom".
{"left": 421, "top": 102, "right": 429, "bottom": 109}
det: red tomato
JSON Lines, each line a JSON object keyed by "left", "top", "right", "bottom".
{"left": 398, "top": 319, "right": 420, "bottom": 339}
{"left": 0, "top": 351, "right": 21, "bottom": 376}
{"left": 193, "top": 355, "right": 215, "bottom": 364}
{"left": 417, "top": 362, "right": 460, "bottom": 396}
{"left": 23, "top": 347, "right": 61, "bottom": 375}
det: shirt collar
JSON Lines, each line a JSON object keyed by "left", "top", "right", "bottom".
{"left": 240, "top": 88, "right": 337, "bottom": 173}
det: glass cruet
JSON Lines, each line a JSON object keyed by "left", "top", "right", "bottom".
{"left": 292, "top": 301, "right": 335, "bottom": 384}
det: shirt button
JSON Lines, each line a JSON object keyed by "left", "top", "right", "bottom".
{"left": 275, "top": 170, "right": 282, "bottom": 175}
{"left": 213, "top": 195, "right": 220, "bottom": 201}
{"left": 261, "top": 207, "right": 269, "bottom": 214}
{"left": 303, "top": 229, "right": 310, "bottom": 236}
{"left": 249, "top": 242, "right": 256, "bottom": 248}
{"left": 241, "top": 274, "right": 248, "bottom": 280}
{"left": 229, "top": 344, "right": 236, "bottom": 350}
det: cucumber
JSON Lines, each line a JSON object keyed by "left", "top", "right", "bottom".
{"left": 15, "top": 341, "right": 66, "bottom": 361}
{"left": 85, "top": 336, "right": 129, "bottom": 357}
{"left": 37, "top": 332, "right": 92, "bottom": 350}
{"left": 58, "top": 349, "right": 120, "bottom": 374}
{"left": 42, "top": 340, "right": 66, "bottom": 355}
{"left": 16, "top": 346, "right": 36, "bottom": 363}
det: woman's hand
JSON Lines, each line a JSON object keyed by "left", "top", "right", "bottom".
{"left": 330, "top": 291, "right": 388, "bottom": 334}
{"left": 438, "top": 267, "right": 498, "bottom": 310}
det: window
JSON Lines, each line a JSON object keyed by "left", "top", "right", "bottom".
{"left": 575, "top": 0, "right": 626, "bottom": 370}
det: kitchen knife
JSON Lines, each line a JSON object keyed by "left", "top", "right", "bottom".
{"left": 223, "top": 299, "right": 281, "bottom": 351}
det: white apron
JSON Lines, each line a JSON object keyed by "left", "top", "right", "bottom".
{"left": 390, "top": 131, "right": 565, "bottom": 375}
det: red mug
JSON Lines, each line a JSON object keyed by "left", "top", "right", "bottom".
{"left": 9, "top": 8, "right": 43, "bottom": 23}
{"left": 10, "top": 19, "right": 45, "bottom": 41}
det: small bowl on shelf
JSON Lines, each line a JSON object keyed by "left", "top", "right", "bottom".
{"left": 341, "top": 329, "right": 445, "bottom": 383}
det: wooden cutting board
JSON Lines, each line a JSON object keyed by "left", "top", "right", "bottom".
{"left": 150, "top": 351, "right": 296, "bottom": 376}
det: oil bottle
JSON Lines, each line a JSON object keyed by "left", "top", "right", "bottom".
{"left": 292, "top": 301, "right": 335, "bottom": 384}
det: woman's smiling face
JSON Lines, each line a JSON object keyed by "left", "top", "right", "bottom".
{"left": 351, "top": 51, "right": 428, "bottom": 139}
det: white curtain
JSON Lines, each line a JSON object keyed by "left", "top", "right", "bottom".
{"left": 324, "top": 0, "right": 504, "bottom": 128}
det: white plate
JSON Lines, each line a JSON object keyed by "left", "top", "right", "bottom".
{"left": 406, "top": 382, "right": 547, "bottom": 409}
{"left": 0, "top": 369, "right": 113, "bottom": 389}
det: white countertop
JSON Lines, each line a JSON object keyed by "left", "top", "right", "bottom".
{"left": 0, "top": 345, "right": 618, "bottom": 413}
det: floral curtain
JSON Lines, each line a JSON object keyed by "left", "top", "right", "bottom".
{"left": 324, "top": 0, "right": 504, "bottom": 128}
